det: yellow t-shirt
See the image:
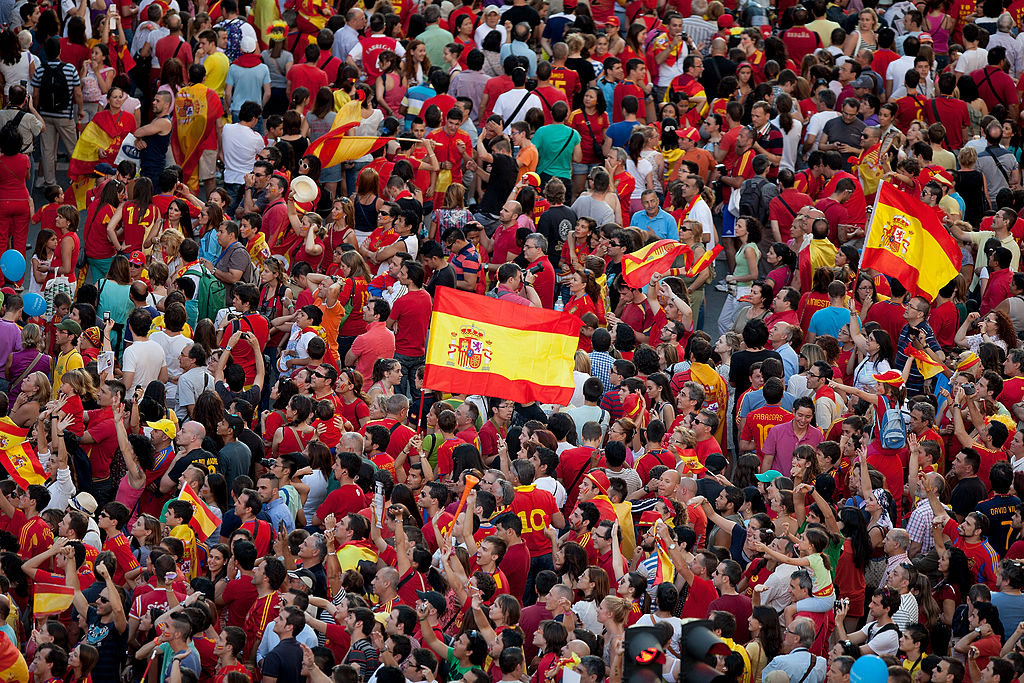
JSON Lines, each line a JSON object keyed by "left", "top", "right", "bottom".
{"left": 53, "top": 349, "right": 84, "bottom": 395}
{"left": 202, "top": 51, "right": 230, "bottom": 98}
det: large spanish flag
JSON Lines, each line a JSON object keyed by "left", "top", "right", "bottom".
{"left": 179, "top": 481, "right": 221, "bottom": 541}
{"left": 172, "top": 83, "right": 225, "bottom": 191}
{"left": 863, "top": 182, "right": 961, "bottom": 301}
{"left": 33, "top": 583, "right": 75, "bottom": 616}
{"left": 307, "top": 98, "right": 393, "bottom": 167}
{"left": 621, "top": 239, "right": 692, "bottom": 288}
{"left": 67, "top": 109, "right": 136, "bottom": 210}
{"left": 0, "top": 417, "right": 45, "bottom": 490}
{"left": 424, "top": 288, "right": 582, "bottom": 405}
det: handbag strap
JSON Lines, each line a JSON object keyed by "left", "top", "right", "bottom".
{"left": 505, "top": 89, "right": 536, "bottom": 126}
{"left": 796, "top": 652, "right": 818, "bottom": 683}
{"left": 10, "top": 352, "right": 43, "bottom": 391}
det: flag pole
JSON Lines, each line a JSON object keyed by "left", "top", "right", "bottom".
{"left": 863, "top": 179, "right": 886, "bottom": 248}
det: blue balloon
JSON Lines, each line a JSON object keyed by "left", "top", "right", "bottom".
{"left": 0, "top": 250, "right": 25, "bottom": 281}
{"left": 850, "top": 655, "right": 888, "bottom": 683}
{"left": 22, "top": 292, "right": 46, "bottom": 318}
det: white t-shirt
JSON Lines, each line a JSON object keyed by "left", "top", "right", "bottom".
{"left": 535, "top": 475, "right": 567, "bottom": 507}
{"left": 885, "top": 55, "right": 915, "bottom": 90}
{"left": 150, "top": 331, "right": 192, "bottom": 403}
{"left": 176, "top": 367, "right": 213, "bottom": 418}
{"left": 123, "top": 339, "right": 167, "bottom": 393}
{"left": 474, "top": 22, "right": 507, "bottom": 48}
{"left": 955, "top": 47, "right": 989, "bottom": 75}
{"left": 806, "top": 111, "right": 840, "bottom": 151}
{"left": 857, "top": 620, "right": 901, "bottom": 657}
{"left": 772, "top": 116, "right": 803, "bottom": 172}
{"left": 221, "top": 122, "right": 266, "bottom": 184}
{"left": 492, "top": 88, "right": 543, "bottom": 132}
{"left": 626, "top": 158, "right": 654, "bottom": 199}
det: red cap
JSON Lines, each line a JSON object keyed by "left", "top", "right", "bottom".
{"left": 717, "top": 14, "right": 734, "bottom": 28}
{"left": 129, "top": 251, "right": 146, "bottom": 266}
{"left": 584, "top": 470, "right": 610, "bottom": 495}
{"left": 637, "top": 510, "right": 663, "bottom": 526}
{"left": 679, "top": 126, "right": 701, "bottom": 143}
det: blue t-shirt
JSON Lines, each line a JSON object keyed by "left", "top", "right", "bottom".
{"left": 606, "top": 120, "right": 639, "bottom": 149}
{"left": 403, "top": 84, "right": 436, "bottom": 129}
{"left": 225, "top": 63, "right": 272, "bottom": 117}
{"left": 630, "top": 209, "right": 678, "bottom": 240}
{"left": 808, "top": 306, "right": 856, "bottom": 338}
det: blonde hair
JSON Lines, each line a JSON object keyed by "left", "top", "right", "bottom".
{"left": 160, "top": 228, "right": 184, "bottom": 259}
{"left": 565, "top": 33, "right": 585, "bottom": 54}
{"left": 21, "top": 323, "right": 43, "bottom": 350}
{"left": 601, "top": 596, "right": 632, "bottom": 625}
{"left": 442, "top": 183, "right": 466, "bottom": 210}
{"left": 574, "top": 350, "right": 591, "bottom": 374}
{"left": 62, "top": 368, "right": 97, "bottom": 401}
{"left": 24, "top": 371, "right": 52, "bottom": 404}
{"left": 859, "top": 8, "right": 879, "bottom": 28}
{"left": 958, "top": 146, "right": 978, "bottom": 168}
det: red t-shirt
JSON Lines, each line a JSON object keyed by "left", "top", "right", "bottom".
{"left": 85, "top": 205, "right": 117, "bottom": 260}
{"left": 499, "top": 542, "right": 531, "bottom": 602}
{"left": 740, "top": 405, "right": 793, "bottom": 455}
{"left": 681, "top": 575, "right": 718, "bottom": 618}
{"left": 59, "top": 38, "right": 90, "bottom": 68}
{"left": 316, "top": 483, "right": 369, "bottom": 523}
{"left": 511, "top": 484, "right": 559, "bottom": 557}
{"left": 221, "top": 576, "right": 259, "bottom": 628}
{"left": 102, "top": 533, "right": 140, "bottom": 585}
{"left": 928, "top": 300, "right": 959, "bottom": 347}
{"left": 865, "top": 299, "right": 908, "bottom": 350}
{"left": 286, "top": 64, "right": 329, "bottom": 104}
{"left": 389, "top": 289, "right": 432, "bottom": 356}
{"left": 155, "top": 35, "right": 194, "bottom": 68}
{"left": 550, "top": 65, "right": 581, "bottom": 102}
{"left": 244, "top": 592, "right": 281, "bottom": 658}
{"left": 220, "top": 313, "right": 271, "bottom": 385}
{"left": 693, "top": 436, "right": 723, "bottom": 464}
{"left": 84, "top": 407, "right": 117, "bottom": 479}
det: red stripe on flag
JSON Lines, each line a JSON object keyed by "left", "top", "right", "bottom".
{"left": 423, "top": 366, "right": 575, "bottom": 406}
{"left": 431, "top": 288, "right": 581, "bottom": 336}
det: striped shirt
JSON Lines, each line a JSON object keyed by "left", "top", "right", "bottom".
{"left": 30, "top": 61, "right": 81, "bottom": 118}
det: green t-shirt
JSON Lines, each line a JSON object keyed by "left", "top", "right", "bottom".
{"left": 533, "top": 124, "right": 580, "bottom": 179}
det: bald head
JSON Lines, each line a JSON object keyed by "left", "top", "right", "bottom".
{"left": 340, "top": 431, "right": 364, "bottom": 454}
{"left": 678, "top": 476, "right": 698, "bottom": 497}
{"left": 711, "top": 37, "right": 728, "bottom": 55}
{"left": 166, "top": 13, "right": 182, "bottom": 32}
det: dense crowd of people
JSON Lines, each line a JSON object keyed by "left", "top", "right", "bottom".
{"left": 5, "top": 0, "right": 1024, "bottom": 681}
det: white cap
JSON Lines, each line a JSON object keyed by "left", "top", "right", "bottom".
{"left": 484, "top": 4, "right": 501, "bottom": 13}
{"left": 240, "top": 36, "right": 258, "bottom": 53}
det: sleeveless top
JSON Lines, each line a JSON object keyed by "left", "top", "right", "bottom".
{"left": 354, "top": 194, "right": 379, "bottom": 238}
{"left": 139, "top": 115, "right": 172, "bottom": 178}
{"left": 926, "top": 13, "right": 950, "bottom": 53}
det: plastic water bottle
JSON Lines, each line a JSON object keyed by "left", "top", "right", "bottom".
{"left": 554, "top": 300, "right": 564, "bottom": 312}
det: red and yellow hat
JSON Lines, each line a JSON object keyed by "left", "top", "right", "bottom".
{"left": 521, "top": 171, "right": 541, "bottom": 187}
{"left": 957, "top": 351, "right": 980, "bottom": 371}
{"left": 637, "top": 510, "right": 663, "bottom": 527}
{"left": 872, "top": 370, "right": 904, "bottom": 386}
{"left": 584, "top": 470, "right": 610, "bottom": 495}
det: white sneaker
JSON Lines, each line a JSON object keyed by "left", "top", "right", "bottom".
{"left": 34, "top": 177, "right": 45, "bottom": 188}
{"left": 714, "top": 281, "right": 729, "bottom": 292}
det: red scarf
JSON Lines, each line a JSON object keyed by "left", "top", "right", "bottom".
{"left": 234, "top": 53, "right": 262, "bottom": 68}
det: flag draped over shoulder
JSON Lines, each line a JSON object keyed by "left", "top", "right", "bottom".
{"left": 0, "top": 417, "right": 45, "bottom": 489}
{"left": 179, "top": 481, "right": 221, "bottom": 541}
{"left": 33, "top": 583, "right": 75, "bottom": 616}
{"left": 621, "top": 239, "right": 692, "bottom": 288}
{"left": 863, "top": 182, "right": 962, "bottom": 300}
{"left": 798, "top": 238, "right": 838, "bottom": 292}
{"left": 306, "top": 98, "right": 394, "bottom": 167}
{"left": 172, "top": 84, "right": 225, "bottom": 191}
{"left": 424, "top": 288, "right": 582, "bottom": 405}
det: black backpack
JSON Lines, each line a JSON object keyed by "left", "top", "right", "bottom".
{"left": 0, "top": 111, "right": 27, "bottom": 152}
{"left": 39, "top": 63, "right": 71, "bottom": 114}
{"left": 738, "top": 175, "right": 777, "bottom": 226}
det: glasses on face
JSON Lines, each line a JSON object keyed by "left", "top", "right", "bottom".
{"left": 96, "top": 596, "right": 110, "bottom": 604}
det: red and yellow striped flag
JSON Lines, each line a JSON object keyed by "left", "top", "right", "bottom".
{"left": 424, "top": 288, "right": 582, "bottom": 405}
{"left": 33, "top": 583, "right": 75, "bottom": 616}
{"left": 863, "top": 182, "right": 961, "bottom": 300}
{"left": 652, "top": 519, "right": 676, "bottom": 584}
{"left": 306, "top": 97, "right": 393, "bottom": 167}
{"left": 0, "top": 417, "right": 45, "bottom": 489}
{"left": 178, "top": 481, "right": 221, "bottom": 541}
{"left": 171, "top": 84, "right": 225, "bottom": 191}
{"left": 621, "top": 239, "right": 692, "bottom": 288}
{"left": 903, "top": 344, "right": 945, "bottom": 379}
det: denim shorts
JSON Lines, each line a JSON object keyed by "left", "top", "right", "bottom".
{"left": 572, "top": 161, "right": 599, "bottom": 176}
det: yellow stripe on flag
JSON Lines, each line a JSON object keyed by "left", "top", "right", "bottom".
{"left": 179, "top": 481, "right": 220, "bottom": 541}
{"left": 426, "top": 311, "right": 580, "bottom": 385}
{"left": 34, "top": 583, "right": 75, "bottom": 616}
